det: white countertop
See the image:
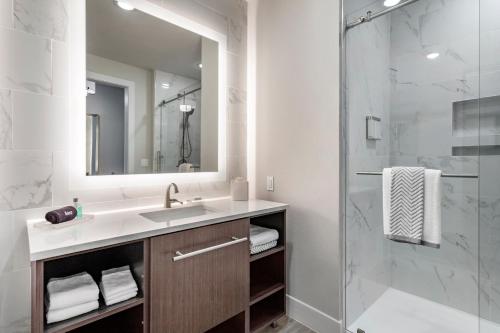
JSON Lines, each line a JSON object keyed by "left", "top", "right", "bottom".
{"left": 27, "top": 199, "right": 287, "bottom": 261}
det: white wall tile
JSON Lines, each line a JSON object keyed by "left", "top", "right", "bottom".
{"left": 13, "top": 0, "right": 68, "bottom": 41}
{"left": 51, "top": 40, "right": 69, "bottom": 96}
{"left": 0, "top": 0, "right": 13, "bottom": 29}
{"left": 0, "top": 268, "right": 31, "bottom": 333}
{"left": 0, "top": 89, "right": 12, "bottom": 149}
{"left": 0, "top": 150, "right": 52, "bottom": 211}
{"left": 0, "top": 28, "right": 51, "bottom": 94}
{"left": 12, "top": 92, "right": 67, "bottom": 150}
{"left": 0, "top": 212, "right": 14, "bottom": 274}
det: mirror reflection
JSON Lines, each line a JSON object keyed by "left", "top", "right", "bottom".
{"left": 86, "top": 0, "right": 219, "bottom": 176}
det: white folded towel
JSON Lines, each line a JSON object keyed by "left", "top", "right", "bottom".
{"left": 46, "top": 272, "right": 99, "bottom": 311}
{"left": 383, "top": 168, "right": 442, "bottom": 248}
{"left": 101, "top": 287, "right": 138, "bottom": 306}
{"left": 250, "top": 225, "right": 279, "bottom": 247}
{"left": 250, "top": 240, "right": 278, "bottom": 255}
{"left": 46, "top": 300, "right": 99, "bottom": 324}
{"left": 100, "top": 266, "right": 138, "bottom": 300}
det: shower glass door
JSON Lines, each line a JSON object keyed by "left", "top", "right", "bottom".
{"left": 479, "top": 0, "right": 500, "bottom": 331}
{"left": 342, "top": 0, "right": 487, "bottom": 332}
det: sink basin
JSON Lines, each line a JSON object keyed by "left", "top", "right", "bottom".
{"left": 140, "top": 205, "right": 216, "bottom": 223}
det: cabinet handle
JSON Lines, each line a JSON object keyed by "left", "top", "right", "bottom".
{"left": 172, "top": 236, "right": 248, "bottom": 262}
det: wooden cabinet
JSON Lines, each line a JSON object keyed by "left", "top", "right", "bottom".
{"left": 30, "top": 210, "right": 287, "bottom": 333}
{"left": 150, "top": 219, "right": 250, "bottom": 333}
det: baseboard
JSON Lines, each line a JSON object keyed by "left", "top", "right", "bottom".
{"left": 286, "top": 294, "right": 342, "bottom": 333}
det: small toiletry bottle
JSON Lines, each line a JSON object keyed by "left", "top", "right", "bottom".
{"left": 73, "top": 198, "right": 83, "bottom": 219}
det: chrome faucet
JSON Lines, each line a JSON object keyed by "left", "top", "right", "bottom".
{"left": 164, "top": 183, "right": 182, "bottom": 208}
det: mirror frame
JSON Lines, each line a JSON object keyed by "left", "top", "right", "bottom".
{"left": 68, "top": 0, "right": 227, "bottom": 190}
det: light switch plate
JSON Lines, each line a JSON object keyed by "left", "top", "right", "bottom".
{"left": 266, "top": 176, "right": 274, "bottom": 192}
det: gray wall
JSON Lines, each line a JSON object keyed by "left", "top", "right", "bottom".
{"left": 86, "top": 82, "right": 125, "bottom": 175}
{"left": 253, "top": 0, "right": 341, "bottom": 330}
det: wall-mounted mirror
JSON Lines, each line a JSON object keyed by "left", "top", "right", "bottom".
{"left": 85, "top": 0, "right": 219, "bottom": 176}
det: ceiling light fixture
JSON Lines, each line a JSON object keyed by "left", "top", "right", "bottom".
{"left": 114, "top": 0, "right": 135, "bottom": 11}
{"left": 383, "top": 0, "right": 401, "bottom": 7}
{"left": 198, "top": 63, "right": 203, "bottom": 69}
{"left": 426, "top": 52, "right": 440, "bottom": 60}
{"left": 161, "top": 83, "right": 170, "bottom": 89}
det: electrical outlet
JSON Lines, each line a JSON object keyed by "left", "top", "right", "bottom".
{"left": 266, "top": 176, "right": 274, "bottom": 192}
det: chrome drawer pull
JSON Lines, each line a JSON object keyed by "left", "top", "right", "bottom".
{"left": 172, "top": 236, "right": 248, "bottom": 262}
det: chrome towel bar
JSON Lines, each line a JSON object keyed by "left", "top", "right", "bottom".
{"left": 172, "top": 236, "right": 248, "bottom": 262}
{"left": 355, "top": 171, "right": 478, "bottom": 179}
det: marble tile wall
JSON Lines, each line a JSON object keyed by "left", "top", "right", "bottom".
{"left": 346, "top": 0, "right": 500, "bottom": 326}
{"left": 388, "top": 0, "right": 482, "bottom": 317}
{"left": 344, "top": 8, "right": 392, "bottom": 326}
{"left": 0, "top": 0, "right": 247, "bottom": 331}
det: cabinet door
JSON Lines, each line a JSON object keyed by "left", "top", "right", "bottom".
{"left": 150, "top": 219, "right": 249, "bottom": 333}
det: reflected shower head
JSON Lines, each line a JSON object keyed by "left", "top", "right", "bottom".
{"left": 180, "top": 104, "right": 194, "bottom": 112}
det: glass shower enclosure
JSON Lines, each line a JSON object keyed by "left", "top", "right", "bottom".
{"left": 341, "top": 0, "right": 500, "bottom": 332}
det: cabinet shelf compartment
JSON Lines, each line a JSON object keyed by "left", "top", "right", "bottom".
{"left": 250, "top": 250, "right": 285, "bottom": 305}
{"left": 34, "top": 240, "right": 149, "bottom": 333}
{"left": 250, "top": 245, "right": 285, "bottom": 262}
{"left": 250, "top": 290, "right": 286, "bottom": 333}
{"left": 250, "top": 211, "right": 286, "bottom": 248}
{"left": 45, "top": 298, "right": 144, "bottom": 333}
{"left": 204, "top": 311, "right": 246, "bottom": 333}
{"left": 66, "top": 303, "right": 144, "bottom": 333}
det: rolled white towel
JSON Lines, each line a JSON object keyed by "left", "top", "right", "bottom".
{"left": 46, "top": 300, "right": 99, "bottom": 324}
{"left": 250, "top": 225, "right": 279, "bottom": 247}
{"left": 46, "top": 272, "right": 99, "bottom": 311}
{"left": 100, "top": 266, "right": 138, "bottom": 300}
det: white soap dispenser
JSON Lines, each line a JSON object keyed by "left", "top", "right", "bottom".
{"left": 231, "top": 177, "right": 249, "bottom": 201}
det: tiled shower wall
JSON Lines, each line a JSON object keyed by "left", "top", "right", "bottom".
{"left": 0, "top": 0, "right": 247, "bottom": 331}
{"left": 344, "top": 5, "right": 392, "bottom": 325}
{"left": 345, "top": 0, "right": 500, "bottom": 326}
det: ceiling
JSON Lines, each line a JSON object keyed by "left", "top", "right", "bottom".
{"left": 86, "top": 0, "right": 204, "bottom": 80}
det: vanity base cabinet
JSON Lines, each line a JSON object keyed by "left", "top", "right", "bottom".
{"left": 150, "top": 219, "right": 250, "bottom": 333}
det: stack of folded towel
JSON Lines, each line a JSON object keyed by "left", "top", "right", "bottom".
{"left": 45, "top": 272, "right": 99, "bottom": 324}
{"left": 99, "top": 266, "right": 138, "bottom": 306}
{"left": 250, "top": 224, "right": 280, "bottom": 254}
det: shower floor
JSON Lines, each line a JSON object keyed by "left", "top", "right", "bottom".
{"left": 348, "top": 288, "right": 500, "bottom": 333}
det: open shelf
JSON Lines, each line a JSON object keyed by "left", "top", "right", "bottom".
{"left": 250, "top": 245, "right": 285, "bottom": 262}
{"left": 205, "top": 311, "right": 246, "bottom": 333}
{"left": 250, "top": 282, "right": 285, "bottom": 306}
{"left": 31, "top": 240, "right": 149, "bottom": 333}
{"left": 45, "top": 297, "right": 144, "bottom": 333}
{"left": 249, "top": 211, "right": 286, "bottom": 333}
{"left": 250, "top": 290, "right": 286, "bottom": 333}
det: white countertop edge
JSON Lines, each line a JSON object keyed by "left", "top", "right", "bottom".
{"left": 29, "top": 202, "right": 287, "bottom": 261}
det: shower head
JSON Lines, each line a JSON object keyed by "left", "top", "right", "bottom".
{"left": 180, "top": 104, "right": 193, "bottom": 112}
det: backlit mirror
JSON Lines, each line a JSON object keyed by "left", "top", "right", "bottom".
{"left": 85, "top": 0, "right": 219, "bottom": 176}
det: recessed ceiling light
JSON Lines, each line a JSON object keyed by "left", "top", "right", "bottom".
{"left": 383, "top": 0, "right": 401, "bottom": 7}
{"left": 198, "top": 63, "right": 203, "bottom": 69}
{"left": 114, "top": 0, "right": 135, "bottom": 11}
{"left": 426, "top": 52, "right": 440, "bottom": 60}
{"left": 161, "top": 83, "right": 170, "bottom": 89}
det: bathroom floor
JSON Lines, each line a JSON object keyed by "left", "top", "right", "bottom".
{"left": 348, "top": 288, "right": 500, "bottom": 333}
{"left": 261, "top": 317, "right": 315, "bottom": 333}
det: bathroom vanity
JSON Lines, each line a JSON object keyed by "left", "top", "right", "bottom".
{"left": 28, "top": 199, "right": 287, "bottom": 333}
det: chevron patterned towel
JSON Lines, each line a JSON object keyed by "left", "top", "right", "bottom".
{"left": 385, "top": 167, "right": 425, "bottom": 244}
